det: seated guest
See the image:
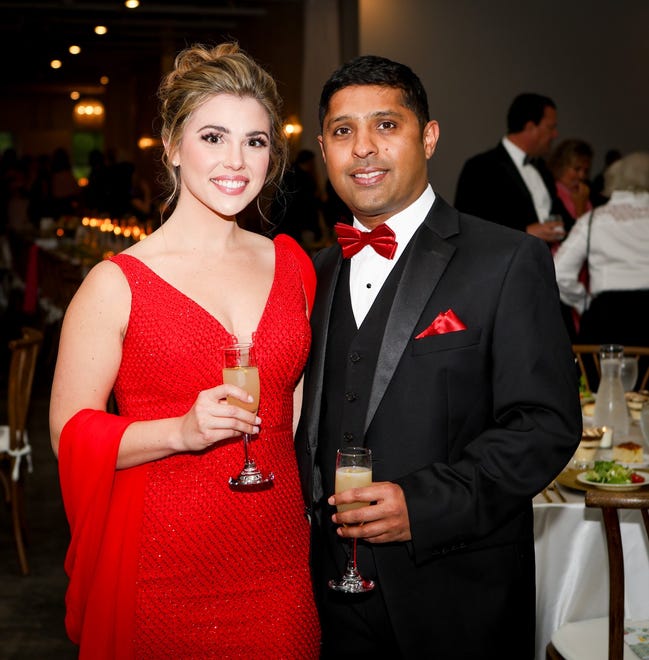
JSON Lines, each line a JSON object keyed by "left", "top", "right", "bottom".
{"left": 554, "top": 151, "right": 649, "bottom": 346}
{"left": 547, "top": 138, "right": 594, "bottom": 221}
{"left": 455, "top": 92, "right": 569, "bottom": 245}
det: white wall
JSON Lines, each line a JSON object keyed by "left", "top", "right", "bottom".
{"left": 359, "top": 0, "right": 649, "bottom": 201}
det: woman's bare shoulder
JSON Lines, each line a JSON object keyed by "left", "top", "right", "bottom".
{"left": 67, "top": 258, "right": 131, "bottom": 317}
{"left": 235, "top": 229, "right": 275, "bottom": 266}
{"left": 244, "top": 228, "right": 274, "bottom": 249}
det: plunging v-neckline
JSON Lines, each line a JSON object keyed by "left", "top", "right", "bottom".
{"left": 115, "top": 247, "right": 278, "bottom": 340}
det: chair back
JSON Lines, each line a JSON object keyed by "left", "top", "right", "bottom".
{"left": 573, "top": 344, "right": 649, "bottom": 393}
{"left": 7, "top": 327, "right": 43, "bottom": 452}
{"left": 1, "top": 326, "right": 43, "bottom": 575}
{"left": 585, "top": 489, "right": 649, "bottom": 660}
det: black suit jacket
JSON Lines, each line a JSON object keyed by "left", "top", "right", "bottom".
{"left": 454, "top": 142, "right": 572, "bottom": 233}
{"left": 295, "top": 196, "right": 582, "bottom": 658}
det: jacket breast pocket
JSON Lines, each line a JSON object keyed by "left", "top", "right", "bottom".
{"left": 411, "top": 326, "right": 482, "bottom": 356}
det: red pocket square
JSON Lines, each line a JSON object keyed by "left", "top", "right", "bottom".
{"left": 415, "top": 309, "right": 467, "bottom": 339}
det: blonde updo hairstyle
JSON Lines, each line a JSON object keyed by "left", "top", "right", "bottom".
{"left": 157, "top": 42, "right": 288, "bottom": 212}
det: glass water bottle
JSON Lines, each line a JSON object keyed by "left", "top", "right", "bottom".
{"left": 593, "top": 344, "right": 629, "bottom": 441}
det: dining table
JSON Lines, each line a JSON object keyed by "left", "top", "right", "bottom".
{"left": 533, "top": 417, "right": 649, "bottom": 659}
{"left": 7, "top": 216, "right": 153, "bottom": 318}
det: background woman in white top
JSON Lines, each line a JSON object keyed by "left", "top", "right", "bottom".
{"left": 554, "top": 151, "right": 649, "bottom": 346}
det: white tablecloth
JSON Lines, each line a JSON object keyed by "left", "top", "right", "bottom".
{"left": 534, "top": 494, "right": 649, "bottom": 659}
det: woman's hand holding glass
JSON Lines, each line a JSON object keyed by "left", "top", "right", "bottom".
{"left": 176, "top": 383, "right": 260, "bottom": 453}
{"left": 222, "top": 341, "right": 274, "bottom": 490}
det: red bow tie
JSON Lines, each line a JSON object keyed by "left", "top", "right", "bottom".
{"left": 334, "top": 222, "right": 398, "bottom": 260}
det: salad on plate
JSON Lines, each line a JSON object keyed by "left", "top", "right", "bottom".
{"left": 582, "top": 460, "right": 646, "bottom": 485}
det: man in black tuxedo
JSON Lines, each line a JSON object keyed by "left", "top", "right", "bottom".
{"left": 295, "top": 57, "right": 581, "bottom": 658}
{"left": 454, "top": 93, "right": 571, "bottom": 244}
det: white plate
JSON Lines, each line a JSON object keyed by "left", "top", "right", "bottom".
{"left": 577, "top": 470, "right": 649, "bottom": 491}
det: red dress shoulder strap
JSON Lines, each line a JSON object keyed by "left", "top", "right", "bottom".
{"left": 274, "top": 234, "right": 316, "bottom": 314}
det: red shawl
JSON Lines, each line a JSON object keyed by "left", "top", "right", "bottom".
{"left": 58, "top": 409, "right": 143, "bottom": 659}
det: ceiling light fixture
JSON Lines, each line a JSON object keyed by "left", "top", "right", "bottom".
{"left": 282, "top": 117, "right": 303, "bottom": 137}
{"left": 73, "top": 98, "right": 105, "bottom": 128}
{"left": 69, "top": 45, "right": 81, "bottom": 55}
{"left": 50, "top": 59, "right": 62, "bottom": 70}
{"left": 125, "top": 0, "right": 140, "bottom": 8}
{"left": 94, "top": 25, "right": 108, "bottom": 35}
{"left": 138, "top": 136, "right": 161, "bottom": 150}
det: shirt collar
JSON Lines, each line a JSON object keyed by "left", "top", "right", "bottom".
{"left": 502, "top": 137, "right": 529, "bottom": 168}
{"left": 609, "top": 190, "right": 649, "bottom": 205}
{"left": 352, "top": 184, "right": 435, "bottom": 257}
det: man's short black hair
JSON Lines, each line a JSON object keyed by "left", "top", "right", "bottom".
{"left": 318, "top": 54, "right": 430, "bottom": 131}
{"left": 507, "top": 93, "right": 556, "bottom": 133}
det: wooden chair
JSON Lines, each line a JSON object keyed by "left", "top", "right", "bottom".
{"left": 0, "top": 327, "right": 43, "bottom": 575}
{"left": 573, "top": 344, "right": 649, "bottom": 393}
{"left": 546, "top": 489, "right": 649, "bottom": 660}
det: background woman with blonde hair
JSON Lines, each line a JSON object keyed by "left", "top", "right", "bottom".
{"left": 547, "top": 138, "right": 594, "bottom": 222}
{"left": 50, "top": 42, "right": 320, "bottom": 658}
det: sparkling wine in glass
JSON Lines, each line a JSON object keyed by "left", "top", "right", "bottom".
{"left": 222, "top": 341, "right": 273, "bottom": 491}
{"left": 328, "top": 447, "right": 375, "bottom": 594}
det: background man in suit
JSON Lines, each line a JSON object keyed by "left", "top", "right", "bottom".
{"left": 454, "top": 92, "right": 569, "bottom": 244}
{"left": 295, "top": 57, "right": 581, "bottom": 658}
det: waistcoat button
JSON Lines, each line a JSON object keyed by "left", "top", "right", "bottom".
{"left": 345, "top": 391, "right": 357, "bottom": 402}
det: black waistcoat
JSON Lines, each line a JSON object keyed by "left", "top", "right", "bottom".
{"left": 317, "top": 250, "right": 410, "bottom": 499}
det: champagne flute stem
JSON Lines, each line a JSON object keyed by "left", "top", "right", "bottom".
{"left": 352, "top": 537, "right": 358, "bottom": 571}
{"left": 243, "top": 433, "right": 252, "bottom": 466}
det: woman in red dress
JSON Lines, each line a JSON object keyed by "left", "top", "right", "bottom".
{"left": 50, "top": 42, "right": 320, "bottom": 659}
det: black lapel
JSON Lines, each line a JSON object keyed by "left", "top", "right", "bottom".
{"left": 304, "top": 245, "right": 342, "bottom": 444}
{"left": 496, "top": 143, "right": 536, "bottom": 208}
{"left": 364, "top": 197, "right": 459, "bottom": 432}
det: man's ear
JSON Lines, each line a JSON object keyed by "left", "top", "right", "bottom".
{"left": 422, "top": 120, "right": 440, "bottom": 159}
{"left": 317, "top": 135, "right": 326, "bottom": 164}
{"left": 524, "top": 119, "right": 537, "bottom": 133}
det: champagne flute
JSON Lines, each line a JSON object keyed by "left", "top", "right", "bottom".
{"left": 328, "top": 447, "right": 375, "bottom": 594}
{"left": 222, "top": 341, "right": 274, "bottom": 491}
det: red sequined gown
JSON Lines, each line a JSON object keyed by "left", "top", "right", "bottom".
{"left": 110, "top": 238, "right": 320, "bottom": 658}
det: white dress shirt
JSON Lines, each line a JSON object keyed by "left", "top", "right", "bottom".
{"left": 502, "top": 137, "right": 552, "bottom": 222}
{"left": 349, "top": 185, "right": 435, "bottom": 327}
{"left": 553, "top": 190, "right": 649, "bottom": 313}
